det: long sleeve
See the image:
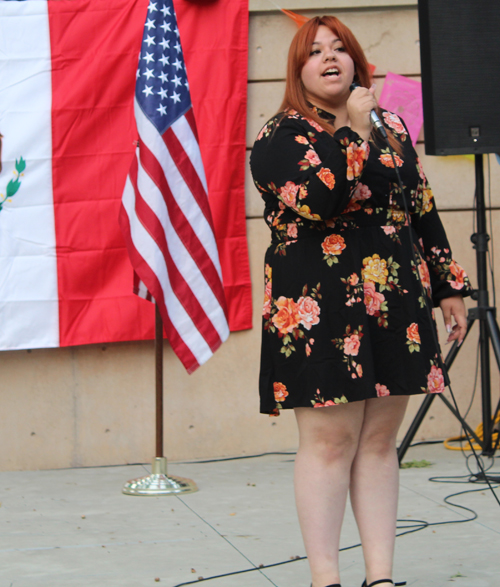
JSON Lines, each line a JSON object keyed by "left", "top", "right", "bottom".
{"left": 250, "top": 113, "right": 370, "bottom": 221}
{"left": 411, "top": 159, "right": 473, "bottom": 306}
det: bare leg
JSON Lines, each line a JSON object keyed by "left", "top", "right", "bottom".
{"left": 294, "top": 402, "right": 366, "bottom": 587}
{"left": 349, "top": 395, "right": 409, "bottom": 587}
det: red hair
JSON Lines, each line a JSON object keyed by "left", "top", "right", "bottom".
{"left": 280, "top": 16, "right": 401, "bottom": 153}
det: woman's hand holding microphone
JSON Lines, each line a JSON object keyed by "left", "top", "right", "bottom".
{"left": 347, "top": 83, "right": 378, "bottom": 141}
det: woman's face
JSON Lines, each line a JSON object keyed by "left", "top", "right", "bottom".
{"left": 300, "top": 25, "right": 355, "bottom": 112}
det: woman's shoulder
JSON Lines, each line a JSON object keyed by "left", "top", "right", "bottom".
{"left": 253, "top": 108, "right": 330, "bottom": 145}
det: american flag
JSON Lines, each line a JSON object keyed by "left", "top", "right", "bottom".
{"left": 119, "top": 0, "right": 229, "bottom": 373}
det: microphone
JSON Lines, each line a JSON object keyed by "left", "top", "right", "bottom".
{"left": 349, "top": 82, "right": 387, "bottom": 138}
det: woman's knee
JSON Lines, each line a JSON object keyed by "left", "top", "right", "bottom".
{"left": 299, "top": 423, "right": 361, "bottom": 464}
{"left": 295, "top": 401, "right": 366, "bottom": 463}
{"left": 356, "top": 396, "right": 409, "bottom": 455}
{"left": 357, "top": 427, "right": 399, "bottom": 457}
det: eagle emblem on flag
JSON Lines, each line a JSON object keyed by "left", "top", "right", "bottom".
{"left": 0, "top": 132, "right": 26, "bottom": 213}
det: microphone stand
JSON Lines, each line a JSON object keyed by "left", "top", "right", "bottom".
{"left": 398, "top": 154, "right": 500, "bottom": 463}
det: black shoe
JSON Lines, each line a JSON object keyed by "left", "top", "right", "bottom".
{"left": 362, "top": 580, "right": 406, "bottom": 587}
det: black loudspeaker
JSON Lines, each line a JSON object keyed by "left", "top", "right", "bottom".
{"left": 418, "top": 0, "right": 500, "bottom": 155}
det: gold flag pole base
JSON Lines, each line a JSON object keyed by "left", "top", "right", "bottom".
{"left": 122, "top": 457, "right": 198, "bottom": 496}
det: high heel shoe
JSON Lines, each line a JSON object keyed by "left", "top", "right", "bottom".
{"left": 361, "top": 580, "right": 406, "bottom": 587}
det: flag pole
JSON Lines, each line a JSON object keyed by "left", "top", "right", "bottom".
{"left": 122, "top": 303, "right": 198, "bottom": 496}
{"left": 155, "top": 302, "right": 164, "bottom": 459}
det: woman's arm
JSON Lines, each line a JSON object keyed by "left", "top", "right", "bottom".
{"left": 250, "top": 114, "right": 370, "bottom": 221}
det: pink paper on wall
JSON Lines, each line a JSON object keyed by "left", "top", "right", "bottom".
{"left": 378, "top": 72, "right": 423, "bottom": 146}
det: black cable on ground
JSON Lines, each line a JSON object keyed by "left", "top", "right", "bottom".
{"left": 171, "top": 484, "right": 493, "bottom": 587}
{"left": 174, "top": 451, "right": 297, "bottom": 465}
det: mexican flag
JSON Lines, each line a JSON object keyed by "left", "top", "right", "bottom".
{"left": 0, "top": 0, "right": 251, "bottom": 352}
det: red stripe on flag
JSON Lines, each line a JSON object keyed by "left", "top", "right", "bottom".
{"left": 138, "top": 140, "right": 227, "bottom": 313}
{"left": 131, "top": 156, "right": 224, "bottom": 352}
{"left": 121, "top": 205, "right": 199, "bottom": 371}
{"left": 163, "top": 124, "right": 214, "bottom": 230}
{"left": 121, "top": 159, "right": 200, "bottom": 372}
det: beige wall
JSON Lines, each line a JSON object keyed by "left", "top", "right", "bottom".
{"left": 1, "top": 3, "right": 499, "bottom": 471}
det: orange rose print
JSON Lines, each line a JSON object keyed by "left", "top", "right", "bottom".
{"left": 287, "top": 223, "right": 298, "bottom": 239}
{"left": 313, "top": 400, "right": 336, "bottom": 408}
{"left": 262, "top": 280, "right": 272, "bottom": 318}
{"left": 304, "top": 149, "right": 321, "bottom": 167}
{"left": 344, "top": 334, "right": 361, "bottom": 356}
{"left": 449, "top": 260, "right": 466, "bottom": 290}
{"left": 295, "top": 135, "right": 309, "bottom": 145}
{"left": 305, "top": 118, "right": 324, "bottom": 133}
{"left": 346, "top": 141, "right": 369, "bottom": 181}
{"left": 418, "top": 260, "right": 431, "bottom": 294}
{"left": 407, "top": 323, "right": 421, "bottom": 344}
{"left": 379, "top": 153, "right": 403, "bottom": 168}
{"left": 427, "top": 365, "right": 445, "bottom": 394}
{"left": 271, "top": 296, "right": 301, "bottom": 334}
{"left": 297, "top": 296, "right": 320, "bottom": 330}
{"left": 363, "top": 281, "right": 385, "bottom": 315}
{"left": 322, "top": 234, "right": 346, "bottom": 256}
{"left": 312, "top": 389, "right": 348, "bottom": 407}
{"left": 375, "top": 383, "right": 390, "bottom": 397}
{"left": 422, "top": 188, "right": 434, "bottom": 213}
{"left": 382, "top": 112, "right": 406, "bottom": 134}
{"left": 316, "top": 167, "right": 336, "bottom": 189}
{"left": 273, "top": 382, "right": 289, "bottom": 403}
{"left": 263, "top": 265, "right": 272, "bottom": 319}
{"left": 297, "top": 204, "right": 321, "bottom": 221}
{"left": 344, "top": 182, "right": 372, "bottom": 213}
{"left": 362, "top": 254, "right": 389, "bottom": 285}
{"left": 391, "top": 209, "right": 406, "bottom": 224}
{"left": 279, "top": 181, "right": 300, "bottom": 207}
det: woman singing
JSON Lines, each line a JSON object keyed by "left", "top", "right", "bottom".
{"left": 250, "top": 15, "right": 472, "bottom": 587}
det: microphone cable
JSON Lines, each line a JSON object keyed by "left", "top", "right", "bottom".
{"left": 382, "top": 121, "right": 500, "bottom": 507}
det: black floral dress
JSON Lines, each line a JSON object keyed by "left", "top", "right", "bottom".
{"left": 250, "top": 107, "right": 473, "bottom": 416}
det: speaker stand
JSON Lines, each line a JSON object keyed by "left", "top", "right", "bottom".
{"left": 398, "top": 154, "right": 500, "bottom": 462}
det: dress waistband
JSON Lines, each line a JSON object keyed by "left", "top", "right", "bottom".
{"left": 331, "top": 208, "right": 410, "bottom": 229}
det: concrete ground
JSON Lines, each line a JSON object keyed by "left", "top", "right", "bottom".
{"left": 0, "top": 443, "right": 498, "bottom": 587}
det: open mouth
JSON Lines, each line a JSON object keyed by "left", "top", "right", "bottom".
{"left": 322, "top": 68, "right": 339, "bottom": 77}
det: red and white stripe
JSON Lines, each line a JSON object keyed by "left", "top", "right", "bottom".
{"left": 120, "top": 100, "right": 229, "bottom": 373}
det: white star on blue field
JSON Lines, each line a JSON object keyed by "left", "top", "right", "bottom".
{"left": 136, "top": 0, "right": 191, "bottom": 133}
